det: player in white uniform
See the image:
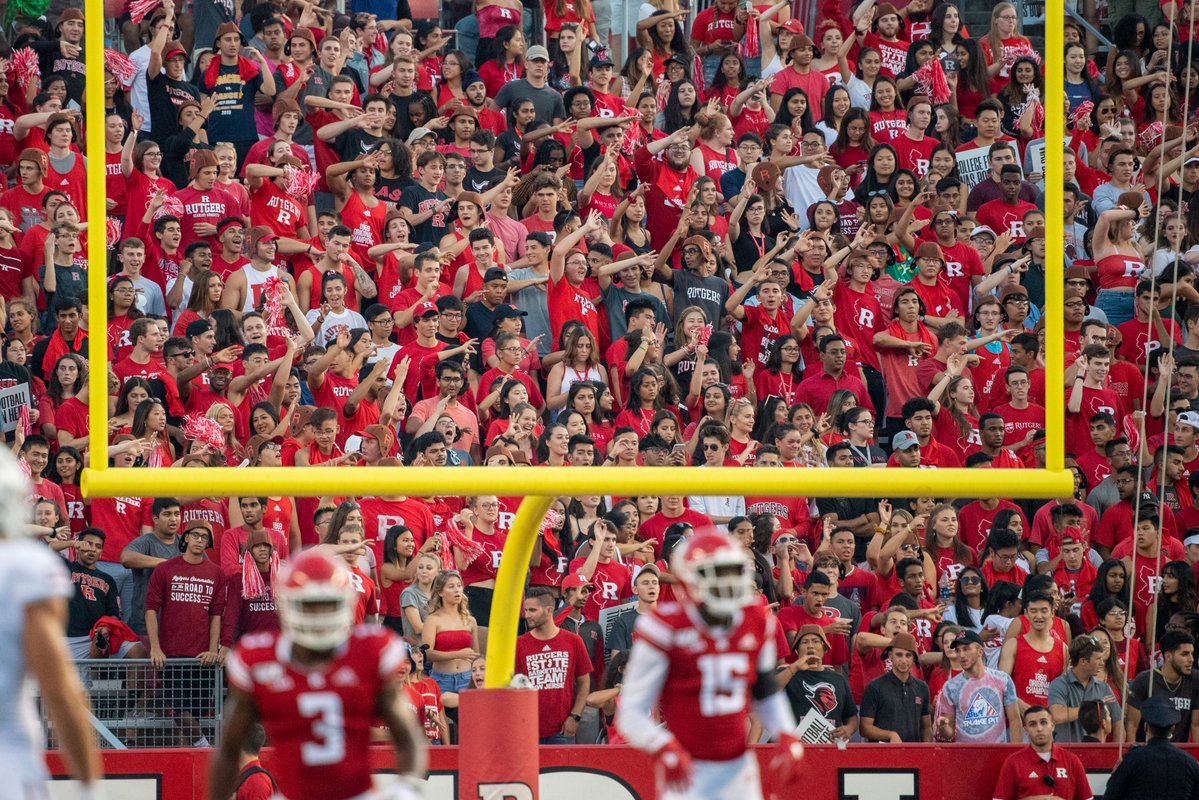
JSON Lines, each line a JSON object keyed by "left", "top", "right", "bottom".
{"left": 616, "top": 533, "right": 806, "bottom": 800}
{"left": 0, "top": 447, "right": 101, "bottom": 800}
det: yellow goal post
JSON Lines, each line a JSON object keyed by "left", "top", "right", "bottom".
{"left": 80, "top": 0, "right": 1069, "bottom": 687}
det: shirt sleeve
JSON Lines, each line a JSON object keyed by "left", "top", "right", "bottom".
{"left": 991, "top": 757, "right": 1017, "bottom": 800}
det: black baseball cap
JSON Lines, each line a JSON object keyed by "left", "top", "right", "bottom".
{"left": 495, "top": 304, "right": 527, "bottom": 320}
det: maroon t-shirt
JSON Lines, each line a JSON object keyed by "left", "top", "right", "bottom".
{"left": 146, "top": 556, "right": 226, "bottom": 657}
{"left": 514, "top": 628, "right": 593, "bottom": 738}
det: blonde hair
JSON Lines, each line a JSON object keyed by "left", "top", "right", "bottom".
{"left": 428, "top": 570, "right": 476, "bottom": 627}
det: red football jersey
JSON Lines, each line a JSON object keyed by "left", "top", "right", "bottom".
{"left": 226, "top": 627, "right": 408, "bottom": 800}
{"left": 630, "top": 601, "right": 776, "bottom": 762}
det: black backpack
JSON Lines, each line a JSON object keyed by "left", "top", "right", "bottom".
{"left": 233, "top": 765, "right": 277, "bottom": 799}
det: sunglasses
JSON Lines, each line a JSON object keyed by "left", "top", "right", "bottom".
{"left": 958, "top": 575, "right": 981, "bottom": 585}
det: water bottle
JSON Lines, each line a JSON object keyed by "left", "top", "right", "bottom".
{"left": 939, "top": 571, "right": 952, "bottom": 603}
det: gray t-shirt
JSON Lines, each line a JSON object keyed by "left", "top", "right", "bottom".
{"left": 507, "top": 268, "right": 553, "bottom": 355}
{"left": 494, "top": 79, "right": 567, "bottom": 126}
{"left": 668, "top": 269, "right": 730, "bottom": 329}
{"left": 124, "top": 533, "right": 180, "bottom": 636}
{"left": 1047, "top": 670, "right": 1123, "bottom": 742}
{"left": 600, "top": 283, "right": 669, "bottom": 342}
{"left": 399, "top": 584, "right": 430, "bottom": 640}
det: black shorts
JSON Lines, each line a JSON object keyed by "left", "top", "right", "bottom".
{"left": 464, "top": 584, "right": 494, "bottom": 625}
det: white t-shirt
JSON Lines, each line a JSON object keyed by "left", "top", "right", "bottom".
{"left": 305, "top": 307, "right": 368, "bottom": 344}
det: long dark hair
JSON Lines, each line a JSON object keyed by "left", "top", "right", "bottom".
{"left": 762, "top": 334, "right": 802, "bottom": 378}
{"left": 383, "top": 524, "right": 413, "bottom": 565}
{"left": 982, "top": 579, "right": 1022, "bottom": 618}
{"left": 776, "top": 87, "right": 814, "bottom": 131}
{"left": 663, "top": 79, "right": 700, "bottom": 132}
{"left": 1089, "top": 559, "right": 1131, "bottom": 607}
{"left": 952, "top": 565, "right": 990, "bottom": 628}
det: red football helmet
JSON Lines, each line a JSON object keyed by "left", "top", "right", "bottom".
{"left": 671, "top": 532, "right": 754, "bottom": 616}
{"left": 276, "top": 549, "right": 357, "bottom": 650}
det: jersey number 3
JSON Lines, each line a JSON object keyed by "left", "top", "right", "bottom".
{"left": 298, "top": 691, "right": 346, "bottom": 766}
{"left": 697, "top": 652, "right": 750, "bottom": 717}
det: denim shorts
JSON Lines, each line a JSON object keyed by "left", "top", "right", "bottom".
{"left": 430, "top": 668, "right": 473, "bottom": 694}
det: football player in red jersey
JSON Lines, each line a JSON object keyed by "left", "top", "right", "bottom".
{"left": 615, "top": 533, "right": 805, "bottom": 800}
{"left": 209, "top": 549, "right": 426, "bottom": 800}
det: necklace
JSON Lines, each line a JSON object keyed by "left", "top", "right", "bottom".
{"left": 1162, "top": 669, "right": 1183, "bottom": 693}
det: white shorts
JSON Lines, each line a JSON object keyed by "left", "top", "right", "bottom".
{"left": 66, "top": 636, "right": 138, "bottom": 660}
{"left": 661, "top": 752, "right": 763, "bottom": 800}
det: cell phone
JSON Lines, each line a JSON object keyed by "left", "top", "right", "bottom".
{"left": 672, "top": 444, "right": 687, "bottom": 455}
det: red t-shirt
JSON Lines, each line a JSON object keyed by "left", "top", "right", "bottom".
{"left": 145, "top": 556, "right": 227, "bottom": 656}
{"left": 514, "top": 629, "right": 593, "bottom": 738}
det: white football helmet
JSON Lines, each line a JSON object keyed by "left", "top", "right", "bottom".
{"left": 672, "top": 532, "right": 755, "bottom": 617}
{"left": 276, "top": 549, "right": 357, "bottom": 650}
{"left": 0, "top": 446, "right": 33, "bottom": 539}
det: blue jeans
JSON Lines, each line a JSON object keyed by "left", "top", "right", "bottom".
{"left": 98, "top": 560, "right": 135, "bottom": 625}
{"left": 1094, "top": 289, "right": 1135, "bottom": 328}
{"left": 430, "top": 668, "right": 473, "bottom": 694}
{"left": 540, "top": 733, "right": 577, "bottom": 744}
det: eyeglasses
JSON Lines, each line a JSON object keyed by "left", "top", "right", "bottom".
{"left": 958, "top": 575, "right": 981, "bottom": 585}
{"left": 500, "top": 346, "right": 524, "bottom": 353}
{"left": 170, "top": 350, "right": 196, "bottom": 358}
{"left": 370, "top": 317, "right": 393, "bottom": 325}
{"left": 993, "top": 551, "right": 1019, "bottom": 562}
{"left": 477, "top": 502, "right": 500, "bottom": 509}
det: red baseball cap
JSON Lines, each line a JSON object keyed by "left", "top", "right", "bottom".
{"left": 562, "top": 574, "right": 596, "bottom": 592}
{"left": 414, "top": 301, "right": 439, "bottom": 318}
{"left": 780, "top": 19, "right": 805, "bottom": 33}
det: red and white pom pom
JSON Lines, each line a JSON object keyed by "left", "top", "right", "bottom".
{"left": 541, "top": 508, "right": 564, "bottom": 533}
{"left": 260, "top": 275, "right": 287, "bottom": 328}
{"left": 1139, "top": 120, "right": 1164, "bottom": 153}
{"left": 374, "top": 32, "right": 388, "bottom": 54}
{"left": 10, "top": 48, "right": 39, "bottom": 89}
{"left": 696, "top": 324, "right": 714, "bottom": 347}
{"left": 153, "top": 195, "right": 185, "bottom": 220}
{"left": 1007, "top": 41, "right": 1042, "bottom": 66}
{"left": 128, "top": 0, "right": 162, "bottom": 24}
{"left": 912, "top": 58, "right": 951, "bottom": 105}
{"left": 441, "top": 517, "right": 484, "bottom": 571}
{"left": 104, "top": 49, "right": 138, "bottom": 88}
{"left": 284, "top": 165, "right": 319, "bottom": 200}
{"left": 1070, "top": 100, "right": 1094, "bottom": 131}
{"left": 18, "top": 405, "right": 31, "bottom": 438}
{"left": 106, "top": 217, "right": 123, "bottom": 250}
{"left": 184, "top": 416, "right": 226, "bottom": 451}
{"left": 146, "top": 446, "right": 164, "bottom": 469}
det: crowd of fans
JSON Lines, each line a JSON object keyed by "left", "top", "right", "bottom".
{"left": 17, "top": 0, "right": 1199, "bottom": 763}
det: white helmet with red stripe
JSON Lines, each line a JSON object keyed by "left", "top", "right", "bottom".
{"left": 672, "top": 532, "right": 754, "bottom": 616}
{"left": 276, "top": 549, "right": 356, "bottom": 650}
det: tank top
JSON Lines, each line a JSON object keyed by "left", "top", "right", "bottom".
{"left": 240, "top": 263, "right": 285, "bottom": 312}
{"left": 1012, "top": 634, "right": 1065, "bottom": 706}
{"left": 380, "top": 574, "right": 407, "bottom": 618}
{"left": 1095, "top": 251, "right": 1145, "bottom": 291}
{"left": 696, "top": 142, "right": 737, "bottom": 185}
{"left": 556, "top": 365, "right": 605, "bottom": 406}
{"left": 433, "top": 627, "right": 473, "bottom": 653}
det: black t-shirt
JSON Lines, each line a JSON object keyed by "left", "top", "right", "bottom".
{"left": 465, "top": 166, "right": 507, "bottom": 193}
{"left": 398, "top": 183, "right": 449, "bottom": 243}
{"left": 784, "top": 668, "right": 858, "bottom": 729}
{"left": 66, "top": 560, "right": 121, "bottom": 636}
{"left": 147, "top": 71, "right": 201, "bottom": 146}
{"left": 1128, "top": 669, "right": 1199, "bottom": 743}
{"left": 374, "top": 174, "right": 412, "bottom": 207}
{"left": 336, "top": 128, "right": 381, "bottom": 163}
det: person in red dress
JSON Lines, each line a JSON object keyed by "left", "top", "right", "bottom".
{"left": 615, "top": 532, "right": 805, "bottom": 800}
{"left": 210, "top": 549, "right": 425, "bottom": 800}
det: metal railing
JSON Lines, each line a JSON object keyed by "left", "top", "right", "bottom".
{"left": 39, "top": 659, "right": 226, "bottom": 750}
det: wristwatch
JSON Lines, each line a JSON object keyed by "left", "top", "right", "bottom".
{"left": 569, "top": 713, "right": 582, "bottom": 722}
